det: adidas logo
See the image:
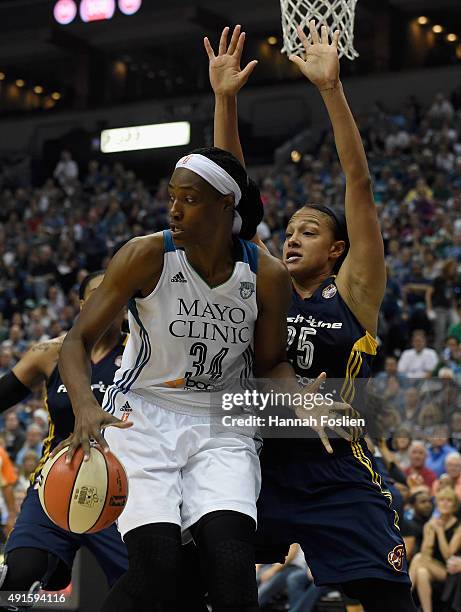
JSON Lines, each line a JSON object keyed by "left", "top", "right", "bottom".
{"left": 120, "top": 402, "right": 132, "bottom": 412}
{"left": 171, "top": 271, "right": 187, "bottom": 283}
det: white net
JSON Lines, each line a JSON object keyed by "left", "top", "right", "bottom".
{"left": 280, "top": 0, "right": 359, "bottom": 60}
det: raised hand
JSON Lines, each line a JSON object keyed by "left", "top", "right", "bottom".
{"left": 298, "top": 372, "right": 352, "bottom": 454}
{"left": 289, "top": 20, "right": 340, "bottom": 91}
{"left": 204, "top": 25, "right": 258, "bottom": 97}
{"left": 50, "top": 399, "right": 132, "bottom": 463}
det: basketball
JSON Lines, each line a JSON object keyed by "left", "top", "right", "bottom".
{"left": 38, "top": 445, "right": 128, "bottom": 534}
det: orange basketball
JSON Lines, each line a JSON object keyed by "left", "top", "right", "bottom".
{"left": 38, "top": 445, "right": 128, "bottom": 534}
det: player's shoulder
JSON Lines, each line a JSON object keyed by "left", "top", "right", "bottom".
{"left": 257, "top": 248, "right": 290, "bottom": 282}
{"left": 255, "top": 249, "right": 291, "bottom": 307}
{"left": 27, "top": 335, "right": 65, "bottom": 357}
{"left": 120, "top": 232, "right": 165, "bottom": 261}
{"left": 21, "top": 335, "right": 65, "bottom": 370}
{"left": 111, "top": 233, "right": 166, "bottom": 284}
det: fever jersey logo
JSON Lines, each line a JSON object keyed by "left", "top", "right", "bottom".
{"left": 322, "top": 283, "right": 337, "bottom": 299}
{"left": 387, "top": 544, "right": 405, "bottom": 571}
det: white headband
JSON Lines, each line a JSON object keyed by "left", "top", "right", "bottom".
{"left": 175, "top": 153, "right": 243, "bottom": 234}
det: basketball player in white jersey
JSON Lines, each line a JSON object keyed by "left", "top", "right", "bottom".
{"left": 54, "top": 145, "right": 349, "bottom": 611}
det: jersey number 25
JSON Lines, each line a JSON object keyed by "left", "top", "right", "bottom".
{"left": 287, "top": 326, "right": 315, "bottom": 370}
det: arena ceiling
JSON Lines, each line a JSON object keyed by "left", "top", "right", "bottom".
{"left": 0, "top": 0, "right": 459, "bottom": 55}
{"left": 0, "top": 0, "right": 459, "bottom": 113}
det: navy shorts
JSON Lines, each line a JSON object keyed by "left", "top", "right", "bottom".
{"left": 256, "top": 440, "right": 410, "bottom": 586}
{"left": 5, "top": 486, "right": 128, "bottom": 588}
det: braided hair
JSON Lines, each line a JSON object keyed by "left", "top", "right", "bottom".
{"left": 190, "top": 147, "right": 263, "bottom": 240}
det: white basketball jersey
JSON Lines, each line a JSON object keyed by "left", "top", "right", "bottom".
{"left": 103, "top": 230, "right": 258, "bottom": 414}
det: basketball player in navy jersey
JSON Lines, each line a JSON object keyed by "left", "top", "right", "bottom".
{"left": 0, "top": 272, "right": 128, "bottom": 610}
{"left": 52, "top": 141, "right": 350, "bottom": 612}
{"left": 206, "top": 22, "right": 417, "bottom": 611}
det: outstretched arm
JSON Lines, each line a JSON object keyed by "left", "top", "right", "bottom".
{"left": 56, "top": 235, "right": 163, "bottom": 461}
{"left": 0, "top": 338, "right": 62, "bottom": 413}
{"left": 204, "top": 25, "right": 258, "bottom": 166}
{"left": 290, "top": 22, "right": 385, "bottom": 335}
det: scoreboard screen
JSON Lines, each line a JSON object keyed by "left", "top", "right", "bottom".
{"left": 53, "top": 0, "right": 142, "bottom": 25}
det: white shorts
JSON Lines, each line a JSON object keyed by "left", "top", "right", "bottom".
{"left": 104, "top": 391, "right": 261, "bottom": 539}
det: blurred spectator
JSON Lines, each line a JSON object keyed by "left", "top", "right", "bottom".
{"left": 427, "top": 259, "right": 461, "bottom": 352}
{"left": 53, "top": 150, "right": 78, "bottom": 192}
{"left": 433, "top": 452, "right": 461, "bottom": 501}
{"left": 13, "top": 488, "right": 26, "bottom": 515}
{"left": 397, "top": 331, "right": 438, "bottom": 379}
{"left": 257, "top": 543, "right": 300, "bottom": 608}
{"left": 16, "top": 450, "right": 39, "bottom": 491}
{"left": 4, "top": 411, "right": 25, "bottom": 462}
{"left": 32, "top": 408, "right": 48, "bottom": 435}
{"left": 0, "top": 314, "right": 8, "bottom": 343}
{"left": 15, "top": 424, "right": 43, "bottom": 466}
{"left": 428, "top": 93, "right": 455, "bottom": 123}
{"left": 402, "top": 490, "right": 434, "bottom": 560}
{"left": 374, "top": 356, "right": 408, "bottom": 407}
{"left": 28, "top": 246, "right": 58, "bottom": 303}
{"left": 451, "top": 411, "right": 461, "bottom": 453}
{"left": 426, "top": 426, "right": 458, "bottom": 478}
{"left": 400, "top": 387, "right": 422, "bottom": 427}
{"left": 448, "top": 311, "right": 461, "bottom": 344}
{"left": 410, "top": 488, "right": 461, "bottom": 612}
{"left": 0, "top": 434, "right": 18, "bottom": 536}
{"left": 392, "top": 427, "right": 412, "bottom": 470}
{"left": 443, "top": 554, "right": 461, "bottom": 611}
{"left": 284, "top": 549, "right": 329, "bottom": 612}
{"left": 0, "top": 347, "right": 15, "bottom": 376}
{"left": 1, "top": 325, "right": 28, "bottom": 361}
{"left": 405, "top": 441, "right": 437, "bottom": 490}
{"left": 418, "top": 404, "right": 444, "bottom": 430}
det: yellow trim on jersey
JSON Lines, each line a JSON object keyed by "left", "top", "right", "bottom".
{"left": 340, "top": 331, "right": 378, "bottom": 405}
{"left": 352, "top": 331, "right": 378, "bottom": 356}
{"left": 351, "top": 441, "right": 398, "bottom": 529}
{"left": 30, "top": 393, "right": 55, "bottom": 485}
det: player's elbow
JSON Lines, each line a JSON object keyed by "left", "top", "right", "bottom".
{"left": 61, "top": 324, "right": 93, "bottom": 359}
{"left": 347, "top": 173, "right": 373, "bottom": 193}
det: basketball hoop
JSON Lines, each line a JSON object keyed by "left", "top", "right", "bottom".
{"left": 280, "top": 0, "right": 359, "bottom": 60}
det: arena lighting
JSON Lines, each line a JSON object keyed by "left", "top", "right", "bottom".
{"left": 15, "top": 79, "right": 25, "bottom": 88}
{"left": 291, "top": 150, "right": 302, "bottom": 163}
{"left": 51, "top": 92, "right": 61, "bottom": 100}
{"left": 432, "top": 25, "right": 444, "bottom": 34}
{"left": 417, "top": 16, "right": 428, "bottom": 25}
{"left": 118, "top": 0, "right": 142, "bottom": 15}
{"left": 100, "top": 122, "right": 191, "bottom": 153}
{"left": 447, "top": 33, "right": 458, "bottom": 43}
{"left": 0, "top": 72, "right": 5, "bottom": 81}
{"left": 267, "top": 36, "right": 278, "bottom": 45}
{"left": 34, "top": 86, "right": 44, "bottom": 94}
{"left": 53, "top": 0, "right": 77, "bottom": 25}
{"left": 80, "top": 0, "right": 115, "bottom": 23}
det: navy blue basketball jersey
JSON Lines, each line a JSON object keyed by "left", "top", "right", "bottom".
{"left": 31, "top": 335, "right": 127, "bottom": 483}
{"left": 265, "top": 277, "right": 377, "bottom": 458}
{"left": 287, "top": 276, "right": 377, "bottom": 390}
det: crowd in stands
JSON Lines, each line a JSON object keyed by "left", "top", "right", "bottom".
{"left": 2, "top": 87, "right": 461, "bottom": 609}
